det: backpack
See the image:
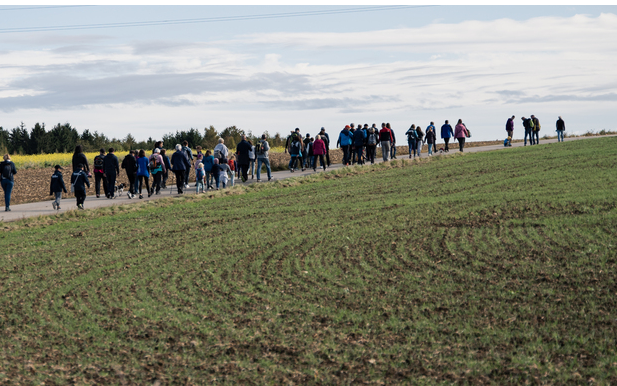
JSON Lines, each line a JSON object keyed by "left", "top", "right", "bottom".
{"left": 213, "top": 148, "right": 223, "bottom": 159}
{"left": 149, "top": 155, "right": 160, "bottom": 170}
{"left": 183, "top": 146, "right": 193, "bottom": 160}
{"left": 196, "top": 168, "right": 204, "bottom": 180}
{"left": 290, "top": 140, "right": 301, "bottom": 156}
{"left": 367, "top": 130, "right": 378, "bottom": 145}
{"left": 93, "top": 155, "right": 104, "bottom": 170}
{"left": 528, "top": 119, "right": 534, "bottom": 129}
{"left": 1, "top": 163, "right": 12, "bottom": 180}
{"left": 407, "top": 129, "right": 418, "bottom": 141}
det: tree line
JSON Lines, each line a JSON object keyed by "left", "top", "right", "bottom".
{"left": 0, "top": 122, "right": 288, "bottom": 155}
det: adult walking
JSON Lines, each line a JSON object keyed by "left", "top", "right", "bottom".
{"left": 337, "top": 125, "right": 354, "bottom": 166}
{"left": 103, "top": 147, "right": 119, "bottom": 198}
{"left": 181, "top": 141, "right": 193, "bottom": 189}
{"left": 135, "top": 149, "right": 151, "bottom": 199}
{"left": 213, "top": 138, "right": 229, "bottom": 161}
{"left": 92, "top": 148, "right": 108, "bottom": 198}
{"left": 317, "top": 127, "right": 331, "bottom": 167}
{"left": 415, "top": 125, "right": 424, "bottom": 157}
{"left": 531, "top": 115, "right": 541, "bottom": 145}
{"left": 248, "top": 140, "right": 256, "bottom": 179}
{"left": 406, "top": 125, "right": 418, "bottom": 158}
{"left": 149, "top": 148, "right": 166, "bottom": 195}
{"left": 556, "top": 116, "right": 566, "bottom": 142}
{"left": 379, "top": 122, "right": 394, "bottom": 161}
{"left": 121, "top": 150, "right": 137, "bottom": 198}
{"left": 425, "top": 125, "right": 436, "bottom": 156}
{"left": 454, "top": 119, "right": 468, "bottom": 152}
{"left": 235, "top": 135, "right": 252, "bottom": 182}
{"left": 426, "top": 122, "right": 436, "bottom": 153}
{"left": 1, "top": 154, "right": 17, "bottom": 211}
{"left": 160, "top": 148, "right": 171, "bottom": 189}
{"left": 365, "top": 124, "right": 379, "bottom": 164}
{"left": 506, "top": 115, "right": 515, "bottom": 140}
{"left": 387, "top": 123, "right": 397, "bottom": 159}
{"left": 171, "top": 144, "right": 191, "bottom": 194}
{"left": 352, "top": 125, "right": 366, "bottom": 165}
{"left": 522, "top": 116, "right": 534, "bottom": 146}
{"left": 72, "top": 145, "right": 90, "bottom": 174}
{"left": 441, "top": 120, "right": 454, "bottom": 152}
{"left": 255, "top": 134, "right": 272, "bottom": 182}
{"left": 71, "top": 164, "right": 90, "bottom": 210}
{"left": 312, "top": 135, "right": 327, "bottom": 171}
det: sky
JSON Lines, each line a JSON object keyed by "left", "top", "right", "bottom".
{"left": 1, "top": 4, "right": 616, "bottom": 143}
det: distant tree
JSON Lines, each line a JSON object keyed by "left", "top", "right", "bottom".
{"left": 123, "top": 133, "right": 136, "bottom": 150}
{"left": 9, "top": 122, "right": 30, "bottom": 154}
{"left": 202, "top": 125, "right": 218, "bottom": 150}
{"left": 48, "top": 123, "right": 79, "bottom": 153}
{"left": 0, "top": 126, "right": 10, "bottom": 154}
{"left": 29, "top": 122, "right": 47, "bottom": 154}
{"left": 218, "top": 125, "right": 245, "bottom": 150}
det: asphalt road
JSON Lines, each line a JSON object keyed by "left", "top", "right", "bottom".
{"left": 1, "top": 134, "right": 610, "bottom": 223}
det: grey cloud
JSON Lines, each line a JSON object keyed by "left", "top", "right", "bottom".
{"left": 0, "top": 70, "right": 316, "bottom": 111}
{"left": 517, "top": 93, "right": 617, "bottom": 103}
{"left": 261, "top": 95, "right": 399, "bottom": 111}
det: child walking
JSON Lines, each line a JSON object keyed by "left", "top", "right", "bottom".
{"left": 211, "top": 158, "right": 221, "bottom": 190}
{"left": 228, "top": 156, "right": 236, "bottom": 187}
{"left": 219, "top": 159, "right": 231, "bottom": 188}
{"left": 71, "top": 163, "right": 90, "bottom": 210}
{"left": 49, "top": 164, "right": 67, "bottom": 210}
{"left": 195, "top": 162, "right": 205, "bottom": 193}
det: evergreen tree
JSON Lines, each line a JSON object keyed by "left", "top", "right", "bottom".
{"left": 29, "top": 122, "right": 47, "bottom": 154}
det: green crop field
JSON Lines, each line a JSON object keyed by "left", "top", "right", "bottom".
{"left": 1, "top": 137, "right": 616, "bottom": 384}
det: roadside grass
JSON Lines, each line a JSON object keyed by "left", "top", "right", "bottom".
{"left": 0, "top": 137, "right": 616, "bottom": 384}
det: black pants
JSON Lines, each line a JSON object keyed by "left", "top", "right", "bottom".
{"left": 341, "top": 145, "right": 351, "bottom": 165}
{"left": 313, "top": 154, "right": 326, "bottom": 170}
{"left": 138, "top": 175, "right": 150, "bottom": 195}
{"left": 152, "top": 172, "right": 162, "bottom": 193}
{"left": 75, "top": 189, "right": 86, "bottom": 206}
{"left": 106, "top": 172, "right": 116, "bottom": 197}
{"left": 162, "top": 171, "right": 169, "bottom": 188}
{"left": 433, "top": 143, "right": 437, "bottom": 153}
{"left": 366, "top": 145, "right": 376, "bottom": 164}
{"left": 94, "top": 172, "right": 108, "bottom": 197}
{"left": 174, "top": 170, "right": 185, "bottom": 193}
{"left": 127, "top": 173, "right": 136, "bottom": 194}
{"left": 444, "top": 137, "right": 451, "bottom": 151}
{"left": 184, "top": 168, "right": 191, "bottom": 185}
{"left": 238, "top": 163, "right": 249, "bottom": 181}
{"left": 325, "top": 148, "right": 331, "bottom": 166}
{"left": 457, "top": 137, "right": 465, "bottom": 152}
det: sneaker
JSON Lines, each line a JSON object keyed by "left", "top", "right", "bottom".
{"left": 96, "top": 194, "right": 100, "bottom": 198}
{"left": 257, "top": 179, "right": 260, "bottom": 182}
{"left": 148, "top": 193, "right": 151, "bottom": 198}
{"left": 52, "top": 201, "right": 57, "bottom": 210}
{"left": 139, "top": 194, "right": 143, "bottom": 199}
{"left": 127, "top": 192, "right": 132, "bottom": 199}
{"left": 301, "top": 168, "right": 305, "bottom": 171}
{"left": 313, "top": 168, "right": 316, "bottom": 172}
{"left": 78, "top": 204, "right": 84, "bottom": 210}
{"left": 57, "top": 206, "right": 61, "bottom": 210}
{"left": 268, "top": 177, "right": 272, "bottom": 181}
{"left": 290, "top": 169, "right": 294, "bottom": 173}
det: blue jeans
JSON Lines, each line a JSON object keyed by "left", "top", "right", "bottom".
{"left": 355, "top": 147, "right": 364, "bottom": 164}
{"left": 289, "top": 155, "right": 302, "bottom": 170}
{"left": 557, "top": 130, "right": 564, "bottom": 142}
{"left": 257, "top": 158, "right": 271, "bottom": 180}
{"left": 524, "top": 129, "right": 533, "bottom": 145}
{"left": 533, "top": 131, "right": 540, "bottom": 144}
{"left": 213, "top": 174, "right": 220, "bottom": 189}
{"left": 1, "top": 179, "right": 14, "bottom": 208}
{"left": 408, "top": 140, "right": 416, "bottom": 156}
{"left": 390, "top": 145, "right": 396, "bottom": 159}
{"left": 427, "top": 143, "right": 433, "bottom": 155}
{"left": 196, "top": 180, "right": 204, "bottom": 193}
{"left": 54, "top": 191, "right": 62, "bottom": 207}
{"left": 417, "top": 141, "right": 423, "bottom": 156}
{"left": 205, "top": 171, "right": 214, "bottom": 189}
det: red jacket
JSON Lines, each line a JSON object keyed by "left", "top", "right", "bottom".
{"left": 379, "top": 127, "right": 393, "bottom": 142}
{"left": 313, "top": 139, "right": 326, "bottom": 155}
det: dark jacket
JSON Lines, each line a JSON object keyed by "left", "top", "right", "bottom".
{"left": 103, "top": 153, "right": 120, "bottom": 175}
{"left": 236, "top": 140, "right": 252, "bottom": 165}
{"left": 162, "top": 154, "right": 171, "bottom": 172}
{"left": 71, "top": 170, "right": 90, "bottom": 191}
{"left": 50, "top": 170, "right": 67, "bottom": 194}
{"left": 121, "top": 154, "right": 137, "bottom": 175}
{"left": 379, "top": 127, "right": 393, "bottom": 142}
{"left": 556, "top": 118, "right": 565, "bottom": 131}
{"left": 171, "top": 150, "right": 191, "bottom": 171}
{"left": 0, "top": 160, "right": 17, "bottom": 182}
{"left": 425, "top": 128, "right": 436, "bottom": 144}
{"left": 506, "top": 118, "right": 515, "bottom": 132}
{"left": 318, "top": 132, "right": 330, "bottom": 148}
{"left": 72, "top": 153, "right": 89, "bottom": 173}
{"left": 353, "top": 129, "right": 366, "bottom": 147}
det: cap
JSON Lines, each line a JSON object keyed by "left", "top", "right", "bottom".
{"left": 345, "top": 125, "right": 351, "bottom": 129}
{"left": 54, "top": 165, "right": 63, "bottom": 170}
{"left": 306, "top": 133, "right": 310, "bottom": 137}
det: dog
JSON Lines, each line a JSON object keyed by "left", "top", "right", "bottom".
{"left": 438, "top": 147, "right": 445, "bottom": 154}
{"left": 113, "top": 183, "right": 125, "bottom": 198}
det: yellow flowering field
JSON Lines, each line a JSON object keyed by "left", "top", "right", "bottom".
{"left": 9, "top": 152, "right": 129, "bottom": 169}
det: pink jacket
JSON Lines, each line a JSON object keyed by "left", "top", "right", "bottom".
{"left": 454, "top": 124, "right": 468, "bottom": 139}
{"left": 313, "top": 139, "right": 326, "bottom": 155}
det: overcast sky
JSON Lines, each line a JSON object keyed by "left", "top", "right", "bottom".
{"left": 1, "top": 5, "right": 616, "bottom": 142}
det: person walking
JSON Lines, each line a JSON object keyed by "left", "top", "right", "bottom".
{"left": 352, "top": 125, "right": 366, "bottom": 165}
{"left": 228, "top": 155, "right": 236, "bottom": 186}
{"left": 506, "top": 115, "right": 515, "bottom": 140}
{"left": 71, "top": 164, "right": 90, "bottom": 210}
{"left": 317, "top": 127, "right": 331, "bottom": 167}
{"left": 135, "top": 149, "right": 151, "bottom": 199}
{"left": 454, "top": 119, "right": 468, "bottom": 152}
{"left": 556, "top": 116, "right": 566, "bottom": 142}
{"left": 387, "top": 123, "right": 397, "bottom": 159}
{"left": 203, "top": 150, "right": 215, "bottom": 189}
{"left": 121, "top": 150, "right": 138, "bottom": 198}
{"left": 171, "top": 144, "right": 191, "bottom": 194}
{"left": 337, "top": 125, "right": 354, "bottom": 166}
{"left": 425, "top": 125, "right": 436, "bottom": 156}
{"left": 416, "top": 125, "right": 424, "bottom": 157}
{"left": 522, "top": 116, "right": 534, "bottom": 145}
{"left": 160, "top": 148, "right": 171, "bottom": 189}
{"left": 92, "top": 148, "right": 108, "bottom": 198}
{"left": 531, "top": 115, "right": 541, "bottom": 145}
{"left": 379, "top": 122, "right": 393, "bottom": 161}
{"left": 365, "top": 124, "right": 379, "bottom": 164}
{"left": 406, "top": 125, "right": 418, "bottom": 158}
{"left": 103, "top": 147, "right": 119, "bottom": 198}
{"left": 49, "top": 165, "right": 67, "bottom": 210}
{"left": 248, "top": 140, "right": 256, "bottom": 179}
{"left": 426, "top": 122, "right": 436, "bottom": 154}
{"left": 149, "top": 148, "right": 166, "bottom": 195}
{"left": 72, "top": 145, "right": 90, "bottom": 175}
{"left": 211, "top": 158, "right": 221, "bottom": 189}
{"left": 195, "top": 162, "right": 205, "bottom": 193}
{"left": 1, "top": 154, "right": 17, "bottom": 211}
{"left": 236, "top": 135, "right": 252, "bottom": 182}
{"left": 213, "top": 138, "right": 229, "bottom": 162}
{"left": 181, "top": 141, "right": 193, "bottom": 189}
{"left": 312, "top": 135, "right": 327, "bottom": 171}
{"left": 441, "top": 120, "right": 454, "bottom": 152}
{"left": 255, "top": 134, "right": 272, "bottom": 181}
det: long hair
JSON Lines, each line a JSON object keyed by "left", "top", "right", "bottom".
{"left": 74, "top": 145, "right": 83, "bottom": 155}
{"left": 138, "top": 149, "right": 145, "bottom": 158}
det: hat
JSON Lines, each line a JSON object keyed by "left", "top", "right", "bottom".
{"left": 345, "top": 125, "right": 350, "bottom": 129}
{"left": 54, "top": 165, "right": 63, "bottom": 170}
{"left": 306, "top": 133, "right": 310, "bottom": 137}
{"left": 320, "top": 127, "right": 325, "bottom": 131}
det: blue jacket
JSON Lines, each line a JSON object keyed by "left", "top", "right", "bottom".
{"left": 203, "top": 155, "right": 214, "bottom": 172}
{"left": 441, "top": 124, "right": 454, "bottom": 139}
{"left": 337, "top": 129, "right": 353, "bottom": 147}
{"left": 353, "top": 129, "right": 366, "bottom": 146}
{"left": 70, "top": 170, "right": 90, "bottom": 191}
{"left": 50, "top": 170, "right": 67, "bottom": 194}
{"left": 136, "top": 156, "right": 150, "bottom": 177}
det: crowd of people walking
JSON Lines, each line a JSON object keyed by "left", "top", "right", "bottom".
{"left": 0, "top": 115, "right": 570, "bottom": 212}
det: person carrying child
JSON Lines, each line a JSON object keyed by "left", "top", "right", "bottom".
{"left": 49, "top": 164, "right": 67, "bottom": 210}
{"left": 71, "top": 163, "right": 90, "bottom": 210}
